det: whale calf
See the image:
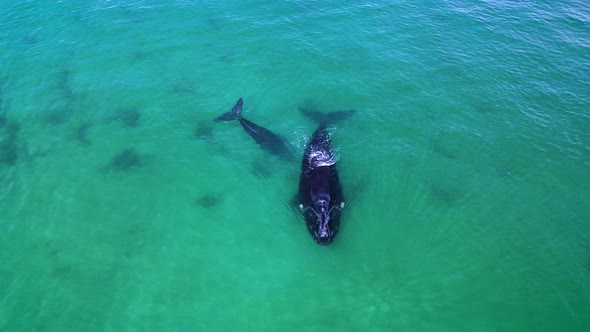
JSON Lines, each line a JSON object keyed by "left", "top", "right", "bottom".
{"left": 214, "top": 98, "right": 294, "bottom": 161}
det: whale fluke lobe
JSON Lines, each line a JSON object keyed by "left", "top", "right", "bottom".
{"left": 214, "top": 98, "right": 243, "bottom": 122}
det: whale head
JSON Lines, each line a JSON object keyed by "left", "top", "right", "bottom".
{"left": 301, "top": 197, "right": 343, "bottom": 246}
{"left": 314, "top": 199, "right": 332, "bottom": 245}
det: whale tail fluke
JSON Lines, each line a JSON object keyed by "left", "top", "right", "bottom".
{"left": 299, "top": 107, "right": 355, "bottom": 125}
{"left": 214, "top": 98, "right": 243, "bottom": 122}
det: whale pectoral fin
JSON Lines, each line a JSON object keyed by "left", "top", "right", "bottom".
{"left": 341, "top": 179, "right": 363, "bottom": 209}
{"left": 288, "top": 194, "right": 300, "bottom": 210}
{"left": 287, "top": 194, "right": 307, "bottom": 223}
{"left": 287, "top": 194, "right": 300, "bottom": 213}
{"left": 251, "top": 158, "right": 273, "bottom": 178}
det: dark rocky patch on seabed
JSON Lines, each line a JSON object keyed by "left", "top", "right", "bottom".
{"left": 117, "top": 109, "right": 141, "bottom": 128}
{"left": 103, "top": 148, "right": 143, "bottom": 172}
{"left": 195, "top": 193, "right": 221, "bottom": 209}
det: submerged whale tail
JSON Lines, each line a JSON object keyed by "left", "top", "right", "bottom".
{"left": 299, "top": 107, "right": 355, "bottom": 124}
{"left": 214, "top": 98, "right": 243, "bottom": 122}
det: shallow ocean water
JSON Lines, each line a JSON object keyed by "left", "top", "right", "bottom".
{"left": 0, "top": 1, "right": 589, "bottom": 331}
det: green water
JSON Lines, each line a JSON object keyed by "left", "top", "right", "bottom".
{"left": 1, "top": 1, "right": 589, "bottom": 331}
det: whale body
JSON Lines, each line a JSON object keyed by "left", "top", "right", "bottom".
{"left": 294, "top": 123, "right": 345, "bottom": 245}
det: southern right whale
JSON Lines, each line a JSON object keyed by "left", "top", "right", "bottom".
{"left": 294, "top": 108, "right": 355, "bottom": 245}
{"left": 214, "top": 98, "right": 295, "bottom": 161}
{"left": 295, "top": 123, "right": 344, "bottom": 245}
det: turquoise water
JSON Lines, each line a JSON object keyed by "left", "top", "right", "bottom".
{"left": 1, "top": 0, "right": 589, "bottom": 330}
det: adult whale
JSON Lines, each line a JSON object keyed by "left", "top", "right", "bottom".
{"left": 295, "top": 113, "right": 351, "bottom": 245}
{"left": 214, "top": 98, "right": 295, "bottom": 161}
{"left": 215, "top": 98, "right": 353, "bottom": 245}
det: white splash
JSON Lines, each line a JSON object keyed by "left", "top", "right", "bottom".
{"left": 310, "top": 149, "right": 337, "bottom": 167}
